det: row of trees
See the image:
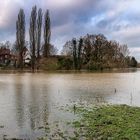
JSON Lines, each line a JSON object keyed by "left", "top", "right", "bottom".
{"left": 16, "top": 6, "right": 51, "bottom": 71}
{"left": 62, "top": 34, "right": 137, "bottom": 70}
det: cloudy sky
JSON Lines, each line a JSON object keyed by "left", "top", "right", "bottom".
{"left": 0, "top": 0, "right": 140, "bottom": 60}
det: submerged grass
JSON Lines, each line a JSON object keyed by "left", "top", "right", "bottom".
{"left": 71, "top": 104, "right": 140, "bottom": 140}
{"left": 39, "top": 104, "right": 140, "bottom": 140}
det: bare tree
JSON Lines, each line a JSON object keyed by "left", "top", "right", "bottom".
{"left": 37, "top": 8, "right": 43, "bottom": 59}
{"left": 43, "top": 10, "right": 51, "bottom": 57}
{"left": 119, "top": 44, "right": 129, "bottom": 57}
{"left": 61, "top": 41, "right": 73, "bottom": 56}
{"left": 49, "top": 44, "right": 58, "bottom": 55}
{"left": 29, "top": 6, "right": 37, "bottom": 71}
{"left": 16, "top": 9, "right": 25, "bottom": 69}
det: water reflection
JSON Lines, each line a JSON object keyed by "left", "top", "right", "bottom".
{"left": 11, "top": 74, "right": 50, "bottom": 139}
{"left": 14, "top": 76, "right": 25, "bottom": 128}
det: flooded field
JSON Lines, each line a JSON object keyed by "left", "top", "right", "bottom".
{"left": 0, "top": 69, "right": 140, "bottom": 139}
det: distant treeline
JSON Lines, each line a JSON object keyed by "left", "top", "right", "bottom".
{"left": 0, "top": 6, "right": 138, "bottom": 71}
{"left": 61, "top": 34, "right": 137, "bottom": 70}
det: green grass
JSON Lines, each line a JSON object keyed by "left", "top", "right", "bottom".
{"left": 71, "top": 105, "right": 140, "bottom": 140}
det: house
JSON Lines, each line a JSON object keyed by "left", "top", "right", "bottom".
{"left": 23, "top": 49, "right": 31, "bottom": 67}
{"left": 0, "top": 47, "right": 17, "bottom": 66}
{"left": 0, "top": 46, "right": 32, "bottom": 68}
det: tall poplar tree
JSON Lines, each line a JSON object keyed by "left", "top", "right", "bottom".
{"left": 43, "top": 10, "right": 51, "bottom": 57}
{"left": 37, "top": 8, "right": 43, "bottom": 59}
{"left": 29, "top": 6, "right": 37, "bottom": 71}
{"left": 72, "top": 38, "right": 77, "bottom": 70}
{"left": 16, "top": 9, "right": 25, "bottom": 69}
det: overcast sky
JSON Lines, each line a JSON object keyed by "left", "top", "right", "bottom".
{"left": 0, "top": 0, "right": 140, "bottom": 60}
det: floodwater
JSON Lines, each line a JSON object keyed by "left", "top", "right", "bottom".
{"left": 0, "top": 69, "right": 140, "bottom": 139}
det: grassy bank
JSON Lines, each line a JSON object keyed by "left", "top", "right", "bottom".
{"left": 70, "top": 105, "right": 140, "bottom": 140}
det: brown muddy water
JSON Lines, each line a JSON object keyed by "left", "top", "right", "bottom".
{"left": 0, "top": 69, "right": 140, "bottom": 139}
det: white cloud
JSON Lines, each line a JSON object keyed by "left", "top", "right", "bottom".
{"left": 42, "top": 0, "right": 91, "bottom": 9}
{"left": 0, "top": 0, "right": 23, "bottom": 28}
